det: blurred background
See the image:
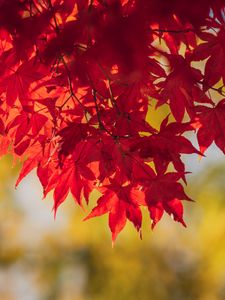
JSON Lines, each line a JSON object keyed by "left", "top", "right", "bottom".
{"left": 0, "top": 144, "right": 225, "bottom": 300}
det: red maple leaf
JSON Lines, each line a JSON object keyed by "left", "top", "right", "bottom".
{"left": 194, "top": 100, "right": 225, "bottom": 154}
{"left": 85, "top": 182, "right": 144, "bottom": 243}
{"left": 144, "top": 171, "right": 192, "bottom": 228}
{"left": 0, "top": 0, "right": 224, "bottom": 242}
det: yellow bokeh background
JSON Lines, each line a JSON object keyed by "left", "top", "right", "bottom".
{"left": 0, "top": 146, "right": 225, "bottom": 300}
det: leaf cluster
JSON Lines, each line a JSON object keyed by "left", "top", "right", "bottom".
{"left": 0, "top": 0, "right": 225, "bottom": 241}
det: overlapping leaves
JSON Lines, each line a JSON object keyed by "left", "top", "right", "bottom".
{"left": 0, "top": 0, "right": 225, "bottom": 241}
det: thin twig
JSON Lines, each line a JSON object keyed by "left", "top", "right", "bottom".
{"left": 150, "top": 28, "right": 194, "bottom": 34}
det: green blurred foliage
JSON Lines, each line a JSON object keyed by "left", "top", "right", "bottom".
{"left": 0, "top": 155, "right": 225, "bottom": 300}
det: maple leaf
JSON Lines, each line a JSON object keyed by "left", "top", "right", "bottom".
{"left": 16, "top": 142, "right": 43, "bottom": 187}
{"left": 192, "top": 29, "right": 225, "bottom": 88}
{"left": 0, "top": 58, "right": 47, "bottom": 106}
{"left": 0, "top": 0, "right": 224, "bottom": 242}
{"left": 157, "top": 54, "right": 205, "bottom": 122}
{"left": 130, "top": 116, "right": 201, "bottom": 176}
{"left": 194, "top": 100, "right": 225, "bottom": 154}
{"left": 144, "top": 172, "right": 191, "bottom": 228}
{"left": 84, "top": 183, "right": 144, "bottom": 243}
